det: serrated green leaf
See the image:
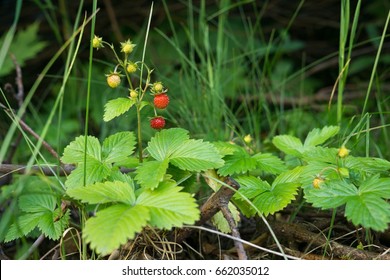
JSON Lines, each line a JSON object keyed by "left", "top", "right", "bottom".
{"left": 0, "top": 22, "right": 47, "bottom": 77}
{"left": 212, "top": 141, "right": 239, "bottom": 156}
{"left": 304, "top": 126, "right": 339, "bottom": 147}
{"left": 272, "top": 135, "right": 303, "bottom": 157}
{"left": 359, "top": 176, "right": 390, "bottom": 198}
{"left": 136, "top": 180, "right": 200, "bottom": 228}
{"left": 235, "top": 175, "right": 299, "bottom": 216}
{"left": 235, "top": 175, "right": 271, "bottom": 200}
{"left": 108, "top": 170, "right": 135, "bottom": 188}
{"left": 18, "top": 193, "right": 56, "bottom": 213}
{"left": 84, "top": 204, "right": 150, "bottom": 255}
{"left": 272, "top": 166, "right": 304, "bottom": 186}
{"left": 67, "top": 181, "right": 135, "bottom": 205}
{"left": 37, "top": 209, "right": 70, "bottom": 240}
{"left": 304, "top": 180, "right": 357, "bottom": 209}
{"left": 64, "top": 160, "right": 111, "bottom": 189}
{"left": 102, "top": 131, "right": 136, "bottom": 163}
{"left": 103, "top": 98, "right": 135, "bottom": 122}
{"left": 345, "top": 157, "right": 390, "bottom": 173}
{"left": 211, "top": 203, "right": 240, "bottom": 233}
{"left": 170, "top": 139, "right": 224, "bottom": 172}
{"left": 253, "top": 153, "right": 287, "bottom": 174}
{"left": 135, "top": 159, "right": 169, "bottom": 190}
{"left": 4, "top": 213, "right": 43, "bottom": 242}
{"left": 217, "top": 148, "right": 257, "bottom": 176}
{"left": 302, "top": 147, "right": 339, "bottom": 164}
{"left": 252, "top": 182, "right": 299, "bottom": 216}
{"left": 147, "top": 128, "right": 189, "bottom": 161}
{"left": 345, "top": 194, "right": 390, "bottom": 231}
{"left": 61, "top": 135, "right": 101, "bottom": 164}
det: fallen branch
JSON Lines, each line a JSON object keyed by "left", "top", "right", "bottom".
{"left": 174, "top": 177, "right": 247, "bottom": 259}
{"left": 270, "top": 220, "right": 390, "bottom": 260}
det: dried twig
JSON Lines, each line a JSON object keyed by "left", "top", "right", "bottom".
{"left": 270, "top": 220, "right": 390, "bottom": 260}
{"left": 174, "top": 177, "right": 247, "bottom": 259}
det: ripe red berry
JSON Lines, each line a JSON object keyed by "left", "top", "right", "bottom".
{"left": 153, "top": 93, "right": 169, "bottom": 109}
{"left": 150, "top": 117, "right": 165, "bottom": 129}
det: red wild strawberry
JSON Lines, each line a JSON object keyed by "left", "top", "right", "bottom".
{"left": 150, "top": 117, "right": 165, "bottom": 130}
{"left": 153, "top": 93, "right": 169, "bottom": 109}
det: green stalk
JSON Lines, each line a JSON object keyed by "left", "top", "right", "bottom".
{"left": 83, "top": 0, "right": 98, "bottom": 260}
{"left": 136, "top": 2, "right": 154, "bottom": 163}
{"left": 361, "top": 10, "right": 390, "bottom": 116}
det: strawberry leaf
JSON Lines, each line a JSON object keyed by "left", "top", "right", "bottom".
{"left": 61, "top": 135, "right": 101, "bottom": 164}
{"left": 64, "top": 160, "right": 111, "bottom": 189}
{"left": 103, "top": 97, "right": 135, "bottom": 122}
{"left": 102, "top": 131, "right": 136, "bottom": 163}
{"left": 169, "top": 139, "right": 224, "bottom": 172}
{"left": 253, "top": 153, "right": 287, "bottom": 174}
{"left": 303, "top": 126, "right": 339, "bottom": 147}
{"left": 67, "top": 181, "right": 135, "bottom": 205}
{"left": 272, "top": 135, "right": 303, "bottom": 157}
{"left": 37, "top": 209, "right": 70, "bottom": 240}
{"left": 83, "top": 204, "right": 150, "bottom": 256}
{"left": 5, "top": 213, "right": 43, "bottom": 242}
{"left": 235, "top": 175, "right": 299, "bottom": 216}
{"left": 345, "top": 194, "right": 390, "bottom": 232}
{"left": 136, "top": 180, "right": 200, "bottom": 228}
{"left": 217, "top": 147, "right": 257, "bottom": 176}
{"left": 147, "top": 128, "right": 189, "bottom": 161}
{"left": 304, "top": 180, "right": 357, "bottom": 209}
{"left": 135, "top": 159, "right": 169, "bottom": 190}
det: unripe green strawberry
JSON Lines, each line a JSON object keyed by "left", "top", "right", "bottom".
{"left": 153, "top": 93, "right": 169, "bottom": 109}
{"left": 152, "top": 82, "right": 164, "bottom": 92}
{"left": 106, "top": 72, "right": 121, "bottom": 88}
{"left": 92, "top": 35, "right": 103, "bottom": 49}
{"left": 150, "top": 117, "right": 165, "bottom": 130}
{"left": 120, "top": 39, "right": 136, "bottom": 54}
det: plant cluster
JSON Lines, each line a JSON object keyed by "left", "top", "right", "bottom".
{"left": 2, "top": 4, "right": 390, "bottom": 259}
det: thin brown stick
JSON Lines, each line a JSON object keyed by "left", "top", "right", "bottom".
{"left": 174, "top": 177, "right": 241, "bottom": 244}
{"left": 270, "top": 220, "right": 390, "bottom": 260}
{"left": 220, "top": 204, "right": 247, "bottom": 260}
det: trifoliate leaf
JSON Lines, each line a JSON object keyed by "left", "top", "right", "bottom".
{"left": 102, "top": 131, "right": 136, "bottom": 163}
{"left": 169, "top": 139, "right": 224, "bottom": 172}
{"left": 272, "top": 135, "right": 303, "bottom": 157}
{"left": 67, "top": 181, "right": 135, "bottom": 205}
{"left": 252, "top": 182, "right": 299, "bottom": 216}
{"left": 4, "top": 212, "right": 43, "bottom": 242}
{"left": 83, "top": 204, "right": 150, "bottom": 255}
{"left": 147, "top": 128, "right": 189, "bottom": 161}
{"left": 37, "top": 209, "right": 70, "bottom": 240}
{"left": 345, "top": 194, "right": 390, "bottom": 232}
{"left": 304, "top": 126, "right": 339, "bottom": 147}
{"left": 136, "top": 180, "right": 200, "bottom": 228}
{"left": 103, "top": 98, "right": 135, "bottom": 122}
{"left": 235, "top": 175, "right": 299, "bottom": 216}
{"left": 135, "top": 159, "right": 169, "bottom": 190}
{"left": 64, "top": 160, "right": 111, "bottom": 189}
{"left": 61, "top": 135, "right": 101, "bottom": 164}
{"left": 252, "top": 153, "right": 287, "bottom": 174}
{"left": 217, "top": 147, "right": 257, "bottom": 176}
{"left": 304, "top": 180, "right": 357, "bottom": 209}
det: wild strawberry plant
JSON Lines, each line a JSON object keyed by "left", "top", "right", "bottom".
{"left": 3, "top": 22, "right": 390, "bottom": 259}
